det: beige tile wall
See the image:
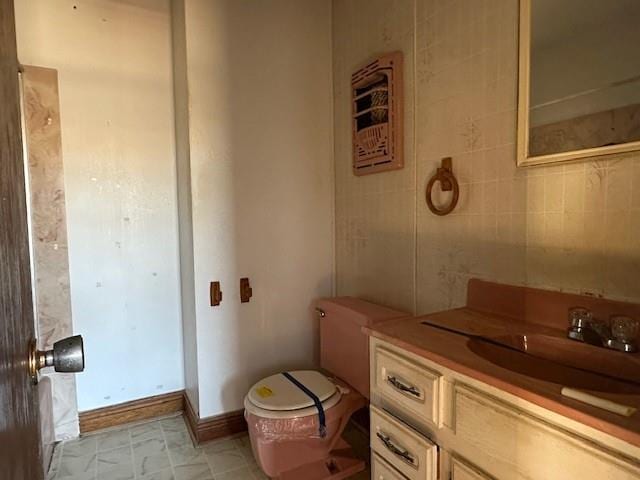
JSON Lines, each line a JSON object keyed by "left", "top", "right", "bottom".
{"left": 334, "top": 0, "right": 417, "bottom": 313}
{"left": 334, "top": 0, "right": 640, "bottom": 315}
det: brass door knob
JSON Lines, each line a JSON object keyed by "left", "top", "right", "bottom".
{"left": 29, "top": 335, "right": 84, "bottom": 384}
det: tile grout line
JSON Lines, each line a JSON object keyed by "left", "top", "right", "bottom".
{"left": 204, "top": 440, "right": 240, "bottom": 479}
{"left": 52, "top": 441, "right": 64, "bottom": 479}
{"left": 413, "top": 0, "right": 418, "bottom": 316}
{"left": 128, "top": 424, "right": 138, "bottom": 480}
{"left": 159, "top": 417, "right": 179, "bottom": 479}
{"left": 93, "top": 435, "right": 98, "bottom": 480}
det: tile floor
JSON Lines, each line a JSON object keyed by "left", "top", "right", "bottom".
{"left": 48, "top": 414, "right": 371, "bottom": 480}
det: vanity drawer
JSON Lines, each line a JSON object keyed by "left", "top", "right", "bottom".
{"left": 454, "top": 384, "right": 640, "bottom": 480}
{"left": 371, "top": 405, "right": 438, "bottom": 480}
{"left": 374, "top": 346, "right": 443, "bottom": 427}
{"left": 373, "top": 453, "right": 409, "bottom": 480}
{"left": 450, "top": 456, "right": 494, "bottom": 480}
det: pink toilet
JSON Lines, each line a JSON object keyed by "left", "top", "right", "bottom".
{"left": 244, "top": 297, "right": 407, "bottom": 479}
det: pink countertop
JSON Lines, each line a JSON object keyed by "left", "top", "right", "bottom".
{"left": 365, "top": 307, "right": 640, "bottom": 448}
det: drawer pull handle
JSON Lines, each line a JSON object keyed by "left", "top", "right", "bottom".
{"left": 376, "top": 432, "right": 416, "bottom": 467}
{"left": 387, "top": 375, "right": 421, "bottom": 397}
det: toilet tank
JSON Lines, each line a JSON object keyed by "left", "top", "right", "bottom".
{"left": 316, "top": 297, "right": 408, "bottom": 399}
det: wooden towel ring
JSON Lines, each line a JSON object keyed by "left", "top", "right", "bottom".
{"left": 425, "top": 157, "right": 459, "bottom": 216}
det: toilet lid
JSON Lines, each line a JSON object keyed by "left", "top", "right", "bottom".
{"left": 247, "top": 370, "right": 337, "bottom": 411}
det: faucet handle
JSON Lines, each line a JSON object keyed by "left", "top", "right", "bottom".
{"left": 568, "top": 307, "right": 593, "bottom": 329}
{"left": 610, "top": 316, "right": 639, "bottom": 344}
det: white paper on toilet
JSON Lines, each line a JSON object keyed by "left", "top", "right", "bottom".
{"left": 248, "top": 370, "right": 337, "bottom": 411}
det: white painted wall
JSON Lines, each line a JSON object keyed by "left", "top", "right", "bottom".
{"left": 175, "top": 0, "right": 334, "bottom": 418}
{"left": 15, "top": 0, "right": 184, "bottom": 411}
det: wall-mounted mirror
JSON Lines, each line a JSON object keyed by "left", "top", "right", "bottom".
{"left": 517, "top": 0, "right": 640, "bottom": 167}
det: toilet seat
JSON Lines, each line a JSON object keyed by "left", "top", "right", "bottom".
{"left": 244, "top": 370, "right": 343, "bottom": 419}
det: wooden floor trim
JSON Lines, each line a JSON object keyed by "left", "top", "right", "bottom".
{"left": 79, "top": 391, "right": 185, "bottom": 434}
{"left": 78, "top": 389, "right": 247, "bottom": 442}
{"left": 183, "top": 392, "right": 247, "bottom": 444}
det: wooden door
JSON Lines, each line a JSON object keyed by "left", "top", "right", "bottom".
{"left": 0, "top": 0, "right": 43, "bottom": 478}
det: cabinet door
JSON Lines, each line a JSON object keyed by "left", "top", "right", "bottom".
{"left": 373, "top": 453, "right": 409, "bottom": 480}
{"left": 371, "top": 405, "right": 438, "bottom": 480}
{"left": 451, "top": 456, "right": 493, "bottom": 480}
{"left": 454, "top": 384, "right": 640, "bottom": 479}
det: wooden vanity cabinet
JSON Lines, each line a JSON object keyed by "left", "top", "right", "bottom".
{"left": 373, "top": 452, "right": 413, "bottom": 480}
{"left": 369, "top": 337, "right": 640, "bottom": 480}
{"left": 449, "top": 457, "right": 493, "bottom": 480}
{"left": 373, "top": 346, "right": 443, "bottom": 428}
{"left": 370, "top": 405, "right": 438, "bottom": 480}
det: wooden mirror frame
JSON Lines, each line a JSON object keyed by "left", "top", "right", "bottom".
{"left": 516, "top": 0, "right": 640, "bottom": 167}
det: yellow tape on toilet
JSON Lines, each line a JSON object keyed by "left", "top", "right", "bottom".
{"left": 255, "top": 386, "right": 273, "bottom": 398}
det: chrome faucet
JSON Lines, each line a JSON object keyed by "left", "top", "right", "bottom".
{"left": 567, "top": 308, "right": 638, "bottom": 353}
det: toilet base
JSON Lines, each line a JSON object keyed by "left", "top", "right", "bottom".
{"left": 274, "top": 438, "right": 365, "bottom": 480}
{"left": 246, "top": 379, "right": 367, "bottom": 478}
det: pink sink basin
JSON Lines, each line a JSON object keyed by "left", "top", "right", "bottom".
{"left": 487, "top": 333, "right": 640, "bottom": 385}
{"left": 467, "top": 337, "right": 640, "bottom": 395}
